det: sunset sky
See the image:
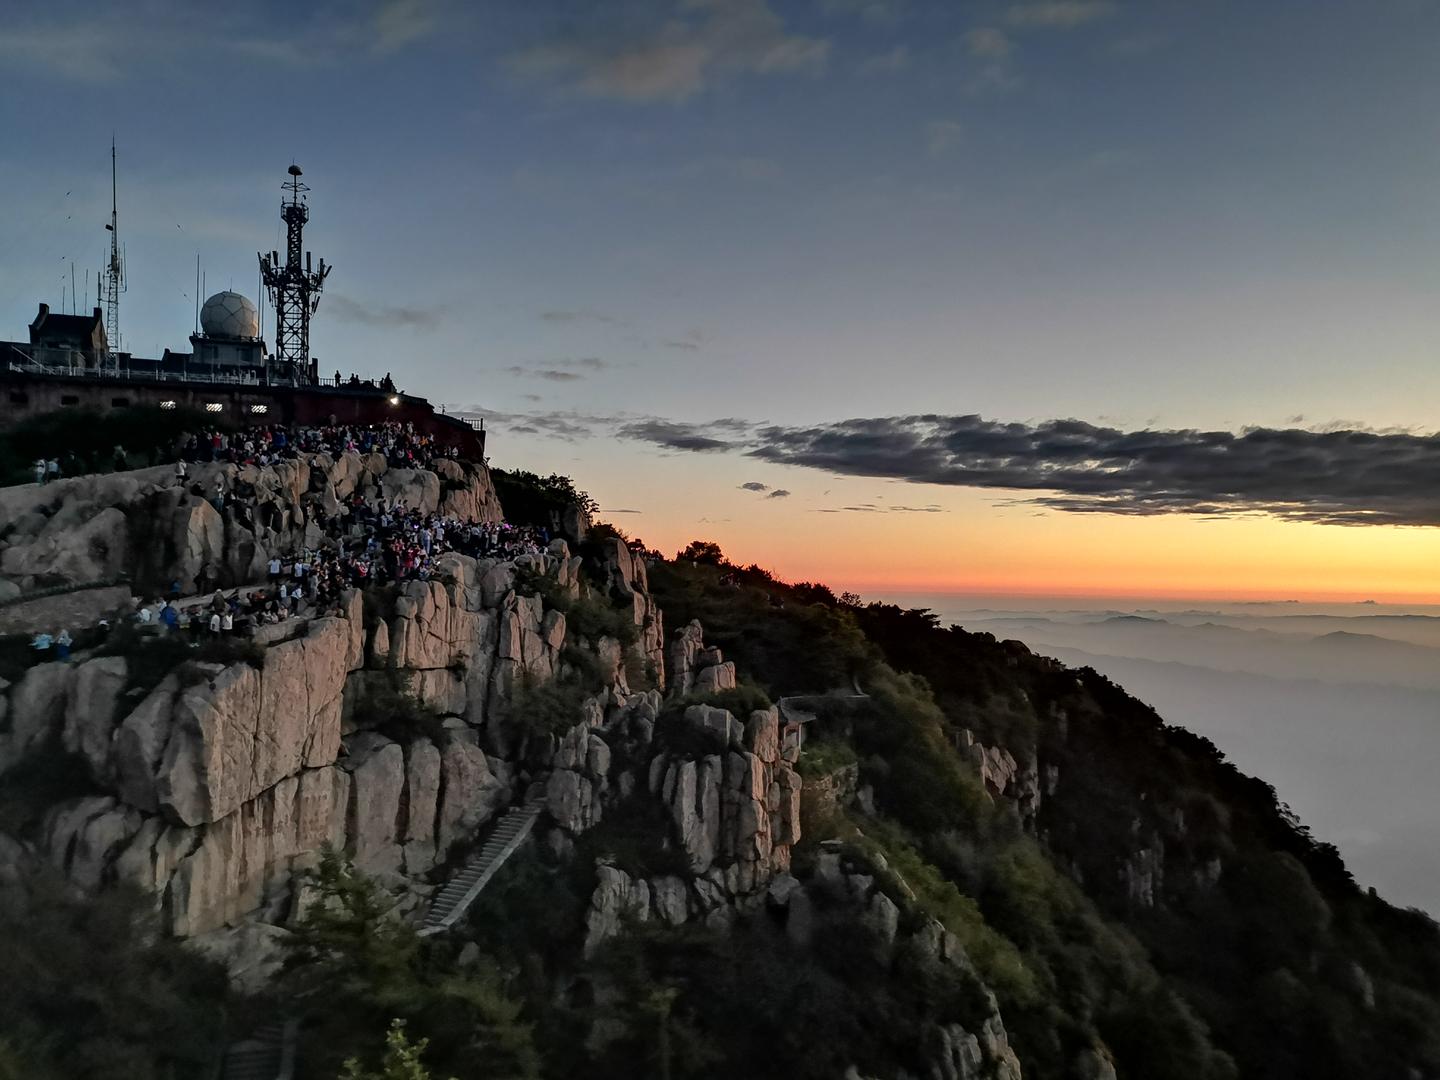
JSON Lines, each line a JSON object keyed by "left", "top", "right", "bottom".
{"left": 3, "top": 0, "right": 1438, "bottom": 601}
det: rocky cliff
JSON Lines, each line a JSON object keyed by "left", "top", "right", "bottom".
{"left": 0, "top": 452, "right": 501, "bottom": 598}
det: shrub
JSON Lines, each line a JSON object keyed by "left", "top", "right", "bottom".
{"left": 349, "top": 672, "right": 447, "bottom": 744}
{"left": 564, "top": 594, "right": 638, "bottom": 648}
{"left": 509, "top": 672, "right": 591, "bottom": 739}
{"left": 0, "top": 871, "right": 229, "bottom": 1080}
{"left": 796, "top": 738, "right": 858, "bottom": 779}
{"left": 490, "top": 469, "right": 596, "bottom": 529}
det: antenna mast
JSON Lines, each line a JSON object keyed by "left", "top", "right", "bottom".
{"left": 101, "top": 138, "right": 125, "bottom": 368}
{"left": 258, "top": 164, "right": 330, "bottom": 385}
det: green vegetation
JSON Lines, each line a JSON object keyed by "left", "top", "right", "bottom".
{"left": 512, "top": 567, "right": 639, "bottom": 649}
{"left": 645, "top": 541, "right": 1440, "bottom": 1080}
{"left": 341, "top": 1020, "right": 455, "bottom": 1080}
{"left": 490, "top": 470, "right": 596, "bottom": 530}
{"left": 795, "top": 737, "right": 858, "bottom": 779}
{"left": 3, "top": 507, "right": 1437, "bottom": 1078}
{"left": 0, "top": 873, "right": 228, "bottom": 1079}
{"left": 508, "top": 669, "right": 592, "bottom": 739}
{"left": 349, "top": 671, "right": 447, "bottom": 744}
{"left": 284, "top": 848, "right": 541, "bottom": 1080}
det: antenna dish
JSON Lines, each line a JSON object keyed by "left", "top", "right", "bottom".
{"left": 288, "top": 165, "right": 303, "bottom": 177}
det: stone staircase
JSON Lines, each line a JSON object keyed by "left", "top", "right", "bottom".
{"left": 419, "top": 799, "right": 545, "bottom": 937}
{"left": 220, "top": 1019, "right": 298, "bottom": 1080}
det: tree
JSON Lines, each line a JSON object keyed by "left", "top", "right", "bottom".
{"left": 340, "top": 1019, "right": 453, "bottom": 1080}
{"left": 676, "top": 540, "right": 725, "bottom": 565}
{"left": 285, "top": 848, "right": 541, "bottom": 1080}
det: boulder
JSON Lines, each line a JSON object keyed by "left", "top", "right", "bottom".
{"left": 650, "top": 875, "right": 689, "bottom": 925}
{"left": 113, "top": 676, "right": 182, "bottom": 813}
{"left": 584, "top": 864, "right": 651, "bottom": 957}
{"left": 437, "top": 732, "right": 507, "bottom": 854}
{"left": 8, "top": 662, "right": 73, "bottom": 760}
{"left": 693, "top": 661, "right": 736, "bottom": 694}
{"left": 745, "top": 708, "right": 780, "bottom": 764}
{"left": 155, "top": 617, "right": 349, "bottom": 826}
{"left": 345, "top": 735, "right": 405, "bottom": 876}
{"left": 63, "top": 655, "right": 128, "bottom": 780}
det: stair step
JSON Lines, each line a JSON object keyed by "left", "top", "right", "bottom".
{"left": 419, "top": 800, "right": 545, "bottom": 935}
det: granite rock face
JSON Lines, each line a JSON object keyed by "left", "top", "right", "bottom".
{"left": 0, "top": 455, "right": 552, "bottom": 938}
{"left": 0, "top": 452, "right": 502, "bottom": 596}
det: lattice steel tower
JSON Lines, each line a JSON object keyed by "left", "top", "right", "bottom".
{"left": 100, "top": 138, "right": 125, "bottom": 367}
{"left": 258, "top": 165, "right": 330, "bottom": 384}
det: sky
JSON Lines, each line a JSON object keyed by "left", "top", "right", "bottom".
{"left": 2, "top": 0, "right": 1439, "bottom": 601}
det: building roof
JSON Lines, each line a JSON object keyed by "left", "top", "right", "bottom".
{"left": 29, "top": 304, "right": 107, "bottom": 349}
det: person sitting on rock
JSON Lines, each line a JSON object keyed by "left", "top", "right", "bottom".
{"left": 46, "top": 458, "right": 60, "bottom": 483}
{"left": 31, "top": 631, "right": 53, "bottom": 653}
{"left": 33, "top": 459, "right": 45, "bottom": 485}
{"left": 55, "top": 628, "right": 72, "bottom": 661}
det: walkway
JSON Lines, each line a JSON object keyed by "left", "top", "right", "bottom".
{"left": 419, "top": 799, "right": 545, "bottom": 937}
{"left": 220, "top": 1019, "right": 297, "bottom": 1080}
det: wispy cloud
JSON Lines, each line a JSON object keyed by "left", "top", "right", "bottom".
{"left": 767, "top": 488, "right": 791, "bottom": 498}
{"left": 740, "top": 481, "right": 771, "bottom": 491}
{"left": 0, "top": 1, "right": 448, "bottom": 82}
{"left": 820, "top": 0, "right": 907, "bottom": 22}
{"left": 965, "top": 27, "right": 1012, "bottom": 59}
{"left": 962, "top": 27, "right": 1021, "bottom": 93}
{"left": 926, "top": 119, "right": 964, "bottom": 156}
{"left": 371, "top": 0, "right": 441, "bottom": 53}
{"left": 618, "top": 418, "right": 741, "bottom": 452}
{"left": 506, "top": 0, "right": 829, "bottom": 104}
{"left": 326, "top": 294, "right": 445, "bottom": 329}
{"left": 1005, "top": 1, "right": 1117, "bottom": 29}
{"left": 859, "top": 45, "right": 910, "bottom": 75}
{"left": 540, "top": 309, "right": 621, "bottom": 325}
{"left": 505, "top": 366, "right": 585, "bottom": 382}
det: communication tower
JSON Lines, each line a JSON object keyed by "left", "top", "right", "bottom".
{"left": 258, "top": 165, "right": 330, "bottom": 384}
{"left": 100, "top": 139, "right": 125, "bottom": 367}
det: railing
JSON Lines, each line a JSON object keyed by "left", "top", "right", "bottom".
{"left": 0, "top": 575, "right": 131, "bottom": 612}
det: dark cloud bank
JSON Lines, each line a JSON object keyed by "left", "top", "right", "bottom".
{"left": 621, "top": 414, "right": 1440, "bottom": 527}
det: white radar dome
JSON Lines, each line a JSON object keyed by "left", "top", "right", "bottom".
{"left": 200, "top": 291, "right": 260, "bottom": 339}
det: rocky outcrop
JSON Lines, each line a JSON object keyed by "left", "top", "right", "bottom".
{"left": 8, "top": 535, "right": 580, "bottom": 937}
{"left": 768, "top": 843, "right": 1023, "bottom": 1080}
{"left": 960, "top": 728, "right": 1042, "bottom": 830}
{"left": 596, "top": 538, "right": 664, "bottom": 686}
{"left": 0, "top": 451, "right": 502, "bottom": 596}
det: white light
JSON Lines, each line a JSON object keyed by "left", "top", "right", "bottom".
{"left": 249, "top": 404, "right": 268, "bottom": 414}
{"left": 159, "top": 400, "right": 177, "bottom": 410}
{"left": 205, "top": 402, "right": 223, "bottom": 413}
{"left": 389, "top": 395, "right": 400, "bottom": 406}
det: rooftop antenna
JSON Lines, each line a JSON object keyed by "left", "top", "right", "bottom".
{"left": 101, "top": 137, "right": 126, "bottom": 367}
{"left": 259, "top": 163, "right": 331, "bottom": 386}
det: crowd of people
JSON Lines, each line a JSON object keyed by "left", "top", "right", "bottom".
{"left": 24, "top": 419, "right": 551, "bottom": 660}
{"left": 178, "top": 418, "right": 461, "bottom": 472}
